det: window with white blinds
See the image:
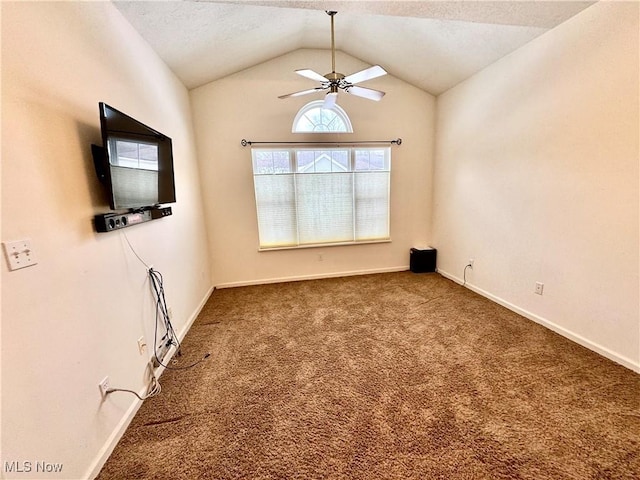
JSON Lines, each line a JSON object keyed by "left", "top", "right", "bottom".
{"left": 251, "top": 147, "right": 391, "bottom": 249}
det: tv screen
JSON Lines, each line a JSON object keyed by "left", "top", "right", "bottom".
{"left": 97, "top": 102, "right": 176, "bottom": 210}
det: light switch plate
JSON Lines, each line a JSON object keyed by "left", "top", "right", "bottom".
{"left": 3, "top": 239, "right": 38, "bottom": 271}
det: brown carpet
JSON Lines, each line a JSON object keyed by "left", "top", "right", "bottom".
{"left": 97, "top": 272, "right": 639, "bottom": 479}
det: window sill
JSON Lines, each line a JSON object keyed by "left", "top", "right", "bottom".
{"left": 258, "top": 239, "right": 391, "bottom": 252}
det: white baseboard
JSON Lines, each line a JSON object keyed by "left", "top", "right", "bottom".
{"left": 438, "top": 269, "right": 640, "bottom": 374}
{"left": 85, "top": 391, "right": 144, "bottom": 480}
{"left": 215, "top": 265, "right": 410, "bottom": 289}
{"left": 86, "top": 284, "right": 215, "bottom": 480}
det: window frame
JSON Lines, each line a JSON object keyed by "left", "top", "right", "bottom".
{"left": 251, "top": 146, "right": 391, "bottom": 251}
{"left": 291, "top": 100, "right": 353, "bottom": 133}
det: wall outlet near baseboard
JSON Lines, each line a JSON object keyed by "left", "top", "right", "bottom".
{"left": 468, "top": 258, "right": 474, "bottom": 269}
{"left": 98, "top": 376, "right": 110, "bottom": 398}
{"left": 535, "top": 282, "right": 544, "bottom": 295}
{"left": 137, "top": 336, "right": 146, "bottom": 355}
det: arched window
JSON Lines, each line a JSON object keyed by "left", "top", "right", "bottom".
{"left": 292, "top": 100, "right": 353, "bottom": 133}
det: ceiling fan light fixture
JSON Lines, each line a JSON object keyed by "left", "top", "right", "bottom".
{"left": 323, "top": 92, "right": 338, "bottom": 110}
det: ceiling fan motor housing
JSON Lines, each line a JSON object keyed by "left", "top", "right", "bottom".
{"left": 324, "top": 72, "right": 345, "bottom": 81}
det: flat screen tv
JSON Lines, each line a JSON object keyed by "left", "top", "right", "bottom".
{"left": 94, "top": 102, "right": 176, "bottom": 210}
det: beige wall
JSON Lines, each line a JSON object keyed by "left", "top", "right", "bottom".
{"left": 190, "top": 49, "right": 435, "bottom": 287}
{"left": 433, "top": 2, "right": 639, "bottom": 370}
{"left": 2, "top": 2, "right": 638, "bottom": 479}
{"left": 1, "top": 2, "right": 212, "bottom": 478}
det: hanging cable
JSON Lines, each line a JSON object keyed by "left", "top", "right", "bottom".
{"left": 122, "top": 232, "right": 151, "bottom": 269}
{"left": 123, "top": 234, "right": 209, "bottom": 370}
{"left": 107, "top": 236, "right": 209, "bottom": 406}
{"left": 148, "top": 267, "right": 210, "bottom": 370}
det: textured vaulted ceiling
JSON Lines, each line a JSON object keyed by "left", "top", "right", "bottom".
{"left": 114, "top": 0, "right": 595, "bottom": 95}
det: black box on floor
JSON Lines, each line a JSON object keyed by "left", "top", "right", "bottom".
{"left": 410, "top": 247, "right": 437, "bottom": 273}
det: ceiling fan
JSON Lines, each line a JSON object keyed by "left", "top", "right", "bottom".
{"left": 278, "top": 11, "right": 387, "bottom": 109}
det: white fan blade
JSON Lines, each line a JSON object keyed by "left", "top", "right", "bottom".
{"left": 344, "top": 65, "right": 387, "bottom": 84}
{"left": 346, "top": 85, "right": 385, "bottom": 101}
{"left": 295, "top": 69, "right": 328, "bottom": 83}
{"left": 323, "top": 92, "right": 338, "bottom": 110}
{"left": 278, "top": 87, "right": 324, "bottom": 99}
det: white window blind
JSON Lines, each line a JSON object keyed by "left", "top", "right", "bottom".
{"left": 252, "top": 147, "right": 391, "bottom": 249}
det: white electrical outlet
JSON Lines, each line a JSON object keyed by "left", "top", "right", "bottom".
{"left": 98, "top": 376, "right": 110, "bottom": 397}
{"left": 137, "top": 336, "right": 147, "bottom": 355}
{"left": 3, "top": 239, "right": 38, "bottom": 271}
{"left": 468, "top": 258, "right": 474, "bottom": 269}
{"left": 535, "top": 282, "right": 544, "bottom": 295}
